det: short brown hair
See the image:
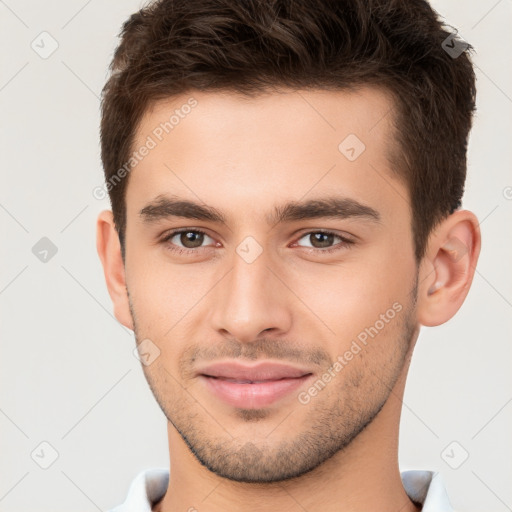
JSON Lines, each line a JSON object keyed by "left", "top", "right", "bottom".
{"left": 100, "top": 0, "right": 476, "bottom": 261}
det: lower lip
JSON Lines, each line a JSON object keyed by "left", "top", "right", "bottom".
{"left": 200, "top": 374, "right": 313, "bottom": 409}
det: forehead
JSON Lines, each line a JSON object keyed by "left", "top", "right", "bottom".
{"left": 127, "top": 87, "right": 407, "bottom": 226}
{"left": 136, "top": 86, "right": 396, "bottom": 151}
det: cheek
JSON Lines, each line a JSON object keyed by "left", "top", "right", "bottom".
{"left": 126, "top": 256, "right": 216, "bottom": 337}
{"left": 286, "top": 254, "right": 412, "bottom": 346}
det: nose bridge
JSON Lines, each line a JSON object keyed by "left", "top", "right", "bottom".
{"left": 210, "top": 240, "right": 292, "bottom": 341}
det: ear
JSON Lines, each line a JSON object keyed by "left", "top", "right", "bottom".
{"left": 96, "top": 210, "right": 134, "bottom": 330}
{"left": 417, "top": 209, "right": 481, "bottom": 327}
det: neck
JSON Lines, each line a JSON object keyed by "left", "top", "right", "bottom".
{"left": 154, "top": 358, "right": 419, "bottom": 512}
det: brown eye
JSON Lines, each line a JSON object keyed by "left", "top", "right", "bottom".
{"left": 298, "top": 231, "right": 338, "bottom": 249}
{"left": 162, "top": 229, "right": 215, "bottom": 253}
{"left": 295, "top": 231, "right": 354, "bottom": 253}
{"left": 178, "top": 231, "right": 205, "bottom": 248}
{"left": 309, "top": 232, "right": 336, "bottom": 248}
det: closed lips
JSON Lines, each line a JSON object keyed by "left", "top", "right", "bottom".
{"left": 206, "top": 376, "right": 309, "bottom": 383}
{"left": 197, "top": 361, "right": 313, "bottom": 381}
{"left": 197, "top": 361, "right": 315, "bottom": 408}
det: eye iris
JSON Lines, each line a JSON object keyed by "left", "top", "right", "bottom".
{"left": 181, "top": 231, "right": 204, "bottom": 248}
{"left": 311, "top": 232, "right": 334, "bottom": 248}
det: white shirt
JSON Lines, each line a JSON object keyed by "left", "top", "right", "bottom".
{"left": 108, "top": 468, "right": 454, "bottom": 511}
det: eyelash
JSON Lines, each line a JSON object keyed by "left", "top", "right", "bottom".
{"left": 160, "top": 228, "right": 355, "bottom": 256}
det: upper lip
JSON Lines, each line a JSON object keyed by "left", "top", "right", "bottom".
{"left": 197, "top": 361, "right": 313, "bottom": 381}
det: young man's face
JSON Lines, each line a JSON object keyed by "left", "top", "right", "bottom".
{"left": 120, "top": 87, "right": 420, "bottom": 481}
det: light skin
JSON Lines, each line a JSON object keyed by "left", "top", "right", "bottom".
{"left": 97, "top": 87, "right": 480, "bottom": 512}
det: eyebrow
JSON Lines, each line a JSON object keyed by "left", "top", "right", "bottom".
{"left": 139, "top": 194, "right": 381, "bottom": 226}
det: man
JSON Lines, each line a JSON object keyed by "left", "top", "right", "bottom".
{"left": 96, "top": 0, "right": 480, "bottom": 510}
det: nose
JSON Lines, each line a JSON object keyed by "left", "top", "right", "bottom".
{"left": 209, "top": 245, "right": 293, "bottom": 343}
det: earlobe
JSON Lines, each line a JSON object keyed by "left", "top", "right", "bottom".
{"left": 417, "top": 210, "right": 481, "bottom": 327}
{"left": 96, "top": 210, "right": 134, "bottom": 330}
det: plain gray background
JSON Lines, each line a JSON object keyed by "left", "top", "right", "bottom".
{"left": 1, "top": 0, "right": 511, "bottom": 511}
